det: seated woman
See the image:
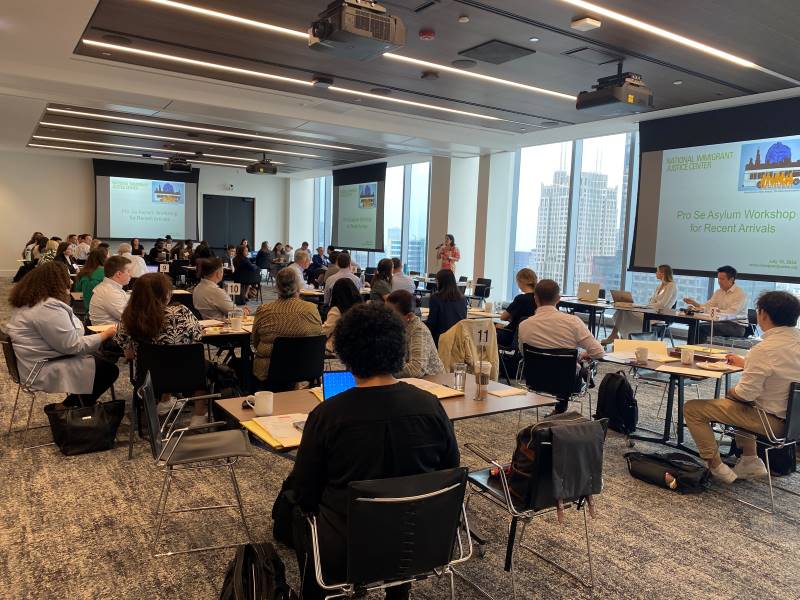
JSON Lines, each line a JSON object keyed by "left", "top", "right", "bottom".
{"left": 233, "top": 244, "right": 259, "bottom": 300}
{"left": 387, "top": 289, "right": 445, "bottom": 378}
{"left": 114, "top": 273, "right": 207, "bottom": 425}
{"left": 602, "top": 264, "right": 678, "bottom": 345}
{"left": 53, "top": 241, "right": 79, "bottom": 274}
{"left": 369, "top": 257, "right": 393, "bottom": 303}
{"left": 192, "top": 257, "right": 249, "bottom": 319}
{"left": 37, "top": 239, "right": 59, "bottom": 265}
{"left": 255, "top": 241, "right": 271, "bottom": 270}
{"left": 5, "top": 262, "right": 118, "bottom": 407}
{"left": 290, "top": 302, "right": 460, "bottom": 600}
{"left": 323, "top": 278, "right": 363, "bottom": 352}
{"left": 75, "top": 248, "right": 108, "bottom": 312}
{"left": 251, "top": 268, "right": 322, "bottom": 389}
{"left": 130, "top": 238, "right": 146, "bottom": 257}
{"left": 426, "top": 268, "right": 467, "bottom": 346}
{"left": 501, "top": 268, "right": 538, "bottom": 334}
{"left": 169, "top": 240, "right": 186, "bottom": 261}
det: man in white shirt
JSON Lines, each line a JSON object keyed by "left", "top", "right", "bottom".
{"left": 66, "top": 234, "right": 78, "bottom": 252}
{"left": 390, "top": 257, "right": 416, "bottom": 294}
{"left": 289, "top": 249, "right": 313, "bottom": 291}
{"left": 117, "top": 243, "right": 148, "bottom": 278}
{"left": 685, "top": 291, "right": 800, "bottom": 483}
{"left": 89, "top": 255, "right": 131, "bottom": 325}
{"left": 192, "top": 257, "right": 249, "bottom": 319}
{"left": 684, "top": 265, "right": 748, "bottom": 343}
{"left": 75, "top": 233, "right": 92, "bottom": 260}
{"left": 518, "top": 279, "right": 605, "bottom": 413}
{"left": 323, "top": 253, "right": 362, "bottom": 306}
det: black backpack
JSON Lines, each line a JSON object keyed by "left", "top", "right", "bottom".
{"left": 624, "top": 451, "right": 710, "bottom": 494}
{"left": 594, "top": 371, "right": 638, "bottom": 434}
{"left": 219, "top": 543, "right": 296, "bottom": 600}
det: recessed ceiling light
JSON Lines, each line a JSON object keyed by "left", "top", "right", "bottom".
{"left": 329, "top": 86, "right": 502, "bottom": 121}
{"left": 457, "top": 15, "right": 470, "bottom": 24}
{"left": 555, "top": 0, "right": 800, "bottom": 84}
{"left": 46, "top": 107, "right": 356, "bottom": 151}
{"left": 369, "top": 87, "right": 392, "bottom": 96}
{"left": 570, "top": 17, "right": 601, "bottom": 32}
{"left": 672, "top": 79, "right": 683, "bottom": 85}
{"left": 82, "top": 39, "right": 315, "bottom": 88}
{"left": 420, "top": 70, "right": 439, "bottom": 80}
{"left": 384, "top": 53, "right": 575, "bottom": 101}
{"left": 528, "top": 36, "right": 540, "bottom": 43}
{"left": 138, "top": 0, "right": 307, "bottom": 39}
{"left": 39, "top": 120, "right": 321, "bottom": 158}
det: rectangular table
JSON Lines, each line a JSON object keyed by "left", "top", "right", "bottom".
{"left": 603, "top": 353, "right": 742, "bottom": 454}
{"left": 215, "top": 373, "right": 556, "bottom": 451}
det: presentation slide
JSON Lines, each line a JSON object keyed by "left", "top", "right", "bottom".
{"left": 641, "top": 135, "right": 800, "bottom": 278}
{"left": 108, "top": 177, "right": 187, "bottom": 239}
{"left": 332, "top": 181, "right": 384, "bottom": 251}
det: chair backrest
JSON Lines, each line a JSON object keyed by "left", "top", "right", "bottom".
{"left": 136, "top": 343, "right": 207, "bottom": 397}
{"left": 747, "top": 308, "right": 757, "bottom": 325}
{"left": 425, "top": 281, "right": 437, "bottom": 293}
{"left": 237, "top": 269, "right": 262, "bottom": 285}
{"left": 458, "top": 276, "right": 468, "bottom": 283}
{"left": 138, "top": 371, "right": 164, "bottom": 460}
{"left": 427, "top": 273, "right": 436, "bottom": 279}
{"left": 409, "top": 271, "right": 420, "bottom": 277}
{"left": 265, "top": 335, "right": 326, "bottom": 390}
{"left": 473, "top": 279, "right": 491, "bottom": 299}
{"left": 346, "top": 467, "right": 467, "bottom": 586}
{"left": 784, "top": 382, "right": 800, "bottom": 442}
{"left": 0, "top": 329, "right": 21, "bottom": 385}
{"left": 522, "top": 344, "right": 578, "bottom": 400}
{"left": 365, "top": 267, "right": 376, "bottom": 276}
{"left": 476, "top": 277, "right": 491, "bottom": 287}
{"left": 628, "top": 332, "right": 658, "bottom": 341}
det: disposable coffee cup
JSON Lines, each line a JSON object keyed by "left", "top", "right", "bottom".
{"left": 680, "top": 348, "right": 695, "bottom": 365}
{"left": 254, "top": 391, "right": 274, "bottom": 417}
{"left": 634, "top": 347, "right": 648, "bottom": 364}
{"left": 230, "top": 316, "right": 243, "bottom": 331}
{"left": 484, "top": 302, "right": 494, "bottom": 314}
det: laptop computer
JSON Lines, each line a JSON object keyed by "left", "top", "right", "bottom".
{"left": 610, "top": 290, "right": 648, "bottom": 308}
{"left": 577, "top": 282, "right": 600, "bottom": 302}
{"left": 322, "top": 370, "right": 356, "bottom": 401}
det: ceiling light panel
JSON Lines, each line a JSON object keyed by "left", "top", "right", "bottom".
{"left": 45, "top": 107, "right": 356, "bottom": 151}
{"left": 39, "top": 120, "right": 322, "bottom": 158}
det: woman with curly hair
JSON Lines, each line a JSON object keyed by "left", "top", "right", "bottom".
{"left": 289, "top": 302, "right": 459, "bottom": 600}
{"left": 5, "top": 262, "right": 118, "bottom": 406}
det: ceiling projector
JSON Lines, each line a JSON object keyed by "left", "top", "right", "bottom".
{"left": 309, "top": 0, "right": 405, "bottom": 61}
{"left": 576, "top": 63, "right": 654, "bottom": 116}
{"left": 247, "top": 154, "right": 278, "bottom": 175}
{"left": 163, "top": 156, "right": 192, "bottom": 173}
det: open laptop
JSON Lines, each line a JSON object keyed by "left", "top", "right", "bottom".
{"left": 322, "top": 370, "right": 356, "bottom": 401}
{"left": 577, "top": 282, "right": 600, "bottom": 302}
{"left": 610, "top": 289, "right": 648, "bottom": 308}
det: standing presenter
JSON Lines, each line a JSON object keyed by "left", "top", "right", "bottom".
{"left": 436, "top": 234, "right": 460, "bottom": 273}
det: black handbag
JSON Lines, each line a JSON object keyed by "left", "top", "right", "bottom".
{"left": 219, "top": 543, "right": 296, "bottom": 600}
{"left": 44, "top": 400, "right": 126, "bottom": 456}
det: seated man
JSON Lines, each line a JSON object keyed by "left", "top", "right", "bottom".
{"left": 193, "top": 257, "right": 249, "bottom": 319}
{"left": 685, "top": 291, "right": 800, "bottom": 483}
{"left": 290, "top": 303, "right": 459, "bottom": 600}
{"left": 323, "top": 252, "right": 361, "bottom": 306}
{"left": 288, "top": 248, "right": 313, "bottom": 290}
{"left": 88, "top": 255, "right": 131, "bottom": 325}
{"left": 517, "top": 279, "right": 605, "bottom": 413}
{"left": 684, "top": 265, "right": 748, "bottom": 343}
{"left": 117, "top": 243, "right": 148, "bottom": 279}
{"left": 390, "top": 257, "right": 416, "bottom": 294}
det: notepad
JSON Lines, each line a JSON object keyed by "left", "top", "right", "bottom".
{"left": 253, "top": 414, "right": 306, "bottom": 448}
{"left": 199, "top": 319, "right": 224, "bottom": 328}
{"left": 655, "top": 365, "right": 714, "bottom": 378}
{"left": 676, "top": 345, "right": 728, "bottom": 355}
{"left": 400, "top": 378, "right": 464, "bottom": 399}
{"left": 488, "top": 387, "right": 526, "bottom": 397}
{"left": 309, "top": 387, "right": 324, "bottom": 402}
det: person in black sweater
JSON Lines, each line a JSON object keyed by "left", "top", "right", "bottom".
{"left": 426, "top": 268, "right": 467, "bottom": 346}
{"left": 290, "top": 303, "right": 459, "bottom": 600}
{"left": 501, "top": 267, "right": 538, "bottom": 333}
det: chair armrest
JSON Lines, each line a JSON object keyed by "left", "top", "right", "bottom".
{"left": 185, "top": 393, "right": 222, "bottom": 402}
{"left": 185, "top": 420, "right": 227, "bottom": 432}
{"left": 464, "top": 442, "right": 502, "bottom": 468}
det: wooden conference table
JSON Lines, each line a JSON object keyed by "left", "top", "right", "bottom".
{"left": 602, "top": 347, "right": 742, "bottom": 454}
{"left": 559, "top": 297, "right": 738, "bottom": 344}
{"left": 215, "top": 373, "right": 556, "bottom": 452}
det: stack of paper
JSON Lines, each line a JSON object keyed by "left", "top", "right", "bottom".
{"left": 251, "top": 414, "right": 307, "bottom": 448}
{"left": 400, "top": 378, "right": 463, "bottom": 399}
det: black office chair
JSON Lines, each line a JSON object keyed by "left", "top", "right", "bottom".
{"left": 305, "top": 468, "right": 472, "bottom": 599}
{"left": 463, "top": 417, "right": 607, "bottom": 596}
{"left": 496, "top": 327, "right": 520, "bottom": 386}
{"left": 522, "top": 345, "right": 591, "bottom": 416}
{"left": 129, "top": 343, "right": 216, "bottom": 458}
{"left": 650, "top": 302, "right": 678, "bottom": 346}
{"left": 470, "top": 278, "right": 492, "bottom": 308}
{"left": 262, "top": 335, "right": 326, "bottom": 392}
{"left": 237, "top": 269, "right": 263, "bottom": 303}
{"left": 716, "top": 308, "right": 760, "bottom": 350}
{"left": 734, "top": 382, "right": 800, "bottom": 514}
{"left": 139, "top": 372, "right": 252, "bottom": 557}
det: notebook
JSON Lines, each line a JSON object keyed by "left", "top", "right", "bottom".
{"left": 401, "top": 378, "right": 463, "bottom": 399}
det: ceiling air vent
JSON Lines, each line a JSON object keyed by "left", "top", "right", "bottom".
{"left": 459, "top": 40, "right": 535, "bottom": 65}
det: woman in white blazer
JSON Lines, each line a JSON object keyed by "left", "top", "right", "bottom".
{"left": 5, "top": 262, "right": 119, "bottom": 406}
{"left": 602, "top": 264, "right": 678, "bottom": 345}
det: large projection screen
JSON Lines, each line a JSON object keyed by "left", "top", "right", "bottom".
{"left": 630, "top": 97, "right": 800, "bottom": 282}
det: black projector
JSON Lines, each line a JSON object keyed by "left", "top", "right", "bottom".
{"left": 246, "top": 156, "right": 278, "bottom": 175}
{"left": 576, "top": 71, "right": 653, "bottom": 116}
{"left": 163, "top": 156, "right": 192, "bottom": 173}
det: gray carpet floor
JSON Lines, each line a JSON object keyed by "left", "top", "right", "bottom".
{"left": 1, "top": 279, "right": 798, "bottom": 600}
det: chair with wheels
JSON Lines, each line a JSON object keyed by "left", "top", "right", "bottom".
{"left": 734, "top": 382, "right": 800, "bottom": 514}
{"left": 305, "top": 468, "right": 473, "bottom": 599}
{"left": 262, "top": 335, "right": 326, "bottom": 392}
{"left": 139, "top": 372, "right": 253, "bottom": 557}
{"left": 461, "top": 417, "right": 607, "bottom": 598}
{"left": 522, "top": 345, "right": 591, "bottom": 417}
{"left": 650, "top": 302, "right": 678, "bottom": 346}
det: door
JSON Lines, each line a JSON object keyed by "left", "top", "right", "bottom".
{"left": 202, "top": 195, "right": 255, "bottom": 254}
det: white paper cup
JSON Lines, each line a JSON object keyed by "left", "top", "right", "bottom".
{"left": 634, "top": 347, "right": 648, "bottom": 364}
{"left": 254, "top": 391, "right": 274, "bottom": 416}
{"left": 680, "top": 348, "right": 695, "bottom": 365}
{"left": 230, "top": 317, "right": 243, "bottom": 331}
{"left": 484, "top": 302, "right": 494, "bottom": 314}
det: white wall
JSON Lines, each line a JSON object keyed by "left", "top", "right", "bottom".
{"left": 287, "top": 178, "right": 315, "bottom": 250}
{"left": 198, "top": 165, "right": 288, "bottom": 247}
{"left": 0, "top": 150, "right": 94, "bottom": 274}
{"left": 447, "top": 157, "right": 480, "bottom": 279}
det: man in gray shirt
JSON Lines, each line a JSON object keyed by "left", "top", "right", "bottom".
{"left": 192, "top": 257, "right": 249, "bottom": 319}
{"left": 323, "top": 252, "right": 361, "bottom": 305}
{"left": 390, "top": 257, "right": 416, "bottom": 294}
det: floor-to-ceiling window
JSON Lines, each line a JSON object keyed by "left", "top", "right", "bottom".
{"left": 407, "top": 161, "right": 430, "bottom": 274}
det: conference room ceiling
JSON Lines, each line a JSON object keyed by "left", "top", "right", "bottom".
{"left": 27, "top": 103, "right": 397, "bottom": 174}
{"left": 74, "top": 0, "right": 800, "bottom": 135}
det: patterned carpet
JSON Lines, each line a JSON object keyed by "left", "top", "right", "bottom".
{"left": 0, "top": 279, "right": 798, "bottom": 600}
